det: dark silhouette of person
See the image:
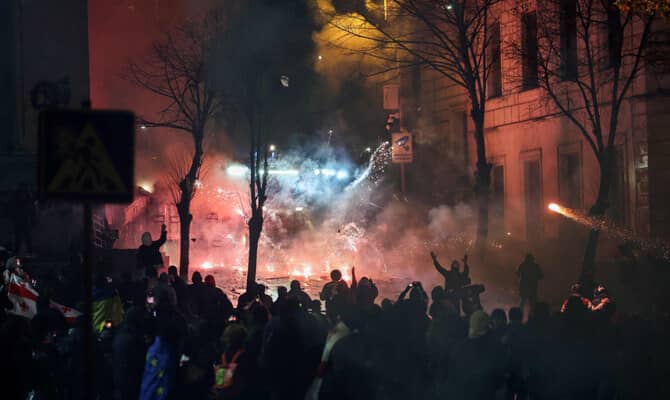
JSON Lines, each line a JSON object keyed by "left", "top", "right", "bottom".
{"left": 561, "top": 283, "right": 593, "bottom": 314}
{"left": 321, "top": 270, "right": 343, "bottom": 300}
{"left": 167, "top": 266, "right": 187, "bottom": 309}
{"left": 516, "top": 253, "right": 543, "bottom": 309}
{"left": 321, "top": 269, "right": 347, "bottom": 317}
{"left": 257, "top": 284, "right": 273, "bottom": 311}
{"left": 112, "top": 306, "right": 148, "bottom": 400}
{"left": 490, "top": 308, "right": 508, "bottom": 343}
{"left": 288, "top": 280, "right": 312, "bottom": 308}
{"left": 431, "top": 252, "right": 470, "bottom": 291}
{"left": 445, "top": 310, "right": 507, "bottom": 400}
{"left": 136, "top": 224, "right": 167, "bottom": 280}
{"left": 263, "top": 297, "right": 320, "bottom": 400}
{"left": 591, "top": 284, "right": 616, "bottom": 322}
{"left": 203, "top": 274, "right": 234, "bottom": 335}
{"left": 237, "top": 284, "right": 258, "bottom": 310}
{"left": 272, "top": 286, "right": 288, "bottom": 316}
{"left": 351, "top": 267, "right": 379, "bottom": 307}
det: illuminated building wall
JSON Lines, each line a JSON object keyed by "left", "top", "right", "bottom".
{"left": 410, "top": 4, "right": 670, "bottom": 246}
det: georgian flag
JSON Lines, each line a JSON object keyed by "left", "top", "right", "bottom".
{"left": 5, "top": 272, "right": 82, "bottom": 323}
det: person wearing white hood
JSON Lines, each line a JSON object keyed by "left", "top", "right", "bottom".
{"left": 136, "top": 224, "right": 167, "bottom": 280}
{"left": 3, "top": 256, "right": 29, "bottom": 282}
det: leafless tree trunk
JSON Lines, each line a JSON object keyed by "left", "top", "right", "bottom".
{"left": 510, "top": 0, "right": 655, "bottom": 291}
{"left": 322, "top": 0, "right": 501, "bottom": 250}
{"left": 127, "top": 12, "right": 223, "bottom": 279}
{"left": 246, "top": 102, "right": 269, "bottom": 293}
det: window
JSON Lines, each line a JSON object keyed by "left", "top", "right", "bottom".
{"left": 523, "top": 155, "right": 543, "bottom": 241}
{"left": 606, "top": 6, "right": 622, "bottom": 69}
{"left": 491, "top": 163, "right": 505, "bottom": 237}
{"left": 608, "top": 145, "right": 627, "bottom": 225}
{"left": 522, "top": 12, "right": 539, "bottom": 90}
{"left": 560, "top": 0, "right": 578, "bottom": 80}
{"left": 488, "top": 22, "right": 502, "bottom": 98}
{"left": 558, "top": 151, "right": 582, "bottom": 209}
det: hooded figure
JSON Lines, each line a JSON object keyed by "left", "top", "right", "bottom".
{"left": 516, "top": 253, "right": 543, "bottom": 308}
{"left": 136, "top": 224, "right": 167, "bottom": 280}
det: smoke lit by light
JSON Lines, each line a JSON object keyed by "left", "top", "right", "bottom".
{"left": 267, "top": 169, "right": 299, "bottom": 176}
{"left": 290, "top": 264, "right": 313, "bottom": 279}
{"left": 226, "top": 164, "right": 248, "bottom": 177}
{"left": 336, "top": 170, "right": 349, "bottom": 180}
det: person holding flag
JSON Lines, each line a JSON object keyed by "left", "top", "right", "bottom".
{"left": 3, "top": 256, "right": 82, "bottom": 323}
{"left": 92, "top": 274, "right": 124, "bottom": 333}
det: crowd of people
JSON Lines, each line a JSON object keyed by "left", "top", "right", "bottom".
{"left": 1, "top": 228, "right": 670, "bottom": 400}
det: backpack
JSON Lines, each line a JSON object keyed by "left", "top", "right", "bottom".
{"left": 213, "top": 349, "right": 244, "bottom": 390}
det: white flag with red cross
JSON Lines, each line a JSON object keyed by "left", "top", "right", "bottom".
{"left": 5, "top": 272, "right": 82, "bottom": 323}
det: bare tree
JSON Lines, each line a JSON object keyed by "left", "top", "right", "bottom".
{"left": 210, "top": 0, "right": 314, "bottom": 292}
{"left": 127, "top": 13, "right": 223, "bottom": 279}
{"left": 509, "top": 0, "right": 655, "bottom": 289}
{"left": 323, "top": 0, "right": 502, "bottom": 249}
{"left": 247, "top": 105, "right": 270, "bottom": 293}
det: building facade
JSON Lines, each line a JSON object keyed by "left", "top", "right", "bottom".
{"left": 0, "top": 0, "right": 91, "bottom": 255}
{"left": 409, "top": 3, "right": 669, "bottom": 251}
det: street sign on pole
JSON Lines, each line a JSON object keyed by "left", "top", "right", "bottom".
{"left": 38, "top": 107, "right": 134, "bottom": 400}
{"left": 391, "top": 132, "right": 413, "bottom": 164}
{"left": 38, "top": 109, "right": 135, "bottom": 203}
{"left": 383, "top": 84, "right": 399, "bottom": 110}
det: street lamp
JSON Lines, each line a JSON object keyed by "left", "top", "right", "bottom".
{"left": 269, "top": 144, "right": 276, "bottom": 152}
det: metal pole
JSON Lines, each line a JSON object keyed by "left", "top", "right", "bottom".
{"left": 82, "top": 203, "right": 95, "bottom": 400}
{"left": 400, "top": 163, "right": 406, "bottom": 195}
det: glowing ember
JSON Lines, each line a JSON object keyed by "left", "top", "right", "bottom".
{"left": 290, "top": 264, "right": 313, "bottom": 279}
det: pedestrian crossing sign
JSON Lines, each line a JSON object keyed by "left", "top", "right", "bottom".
{"left": 38, "top": 109, "right": 135, "bottom": 203}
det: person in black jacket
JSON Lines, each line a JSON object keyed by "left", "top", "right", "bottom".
{"left": 136, "top": 224, "right": 167, "bottom": 280}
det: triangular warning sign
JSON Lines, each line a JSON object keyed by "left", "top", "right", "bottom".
{"left": 47, "top": 123, "right": 127, "bottom": 194}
